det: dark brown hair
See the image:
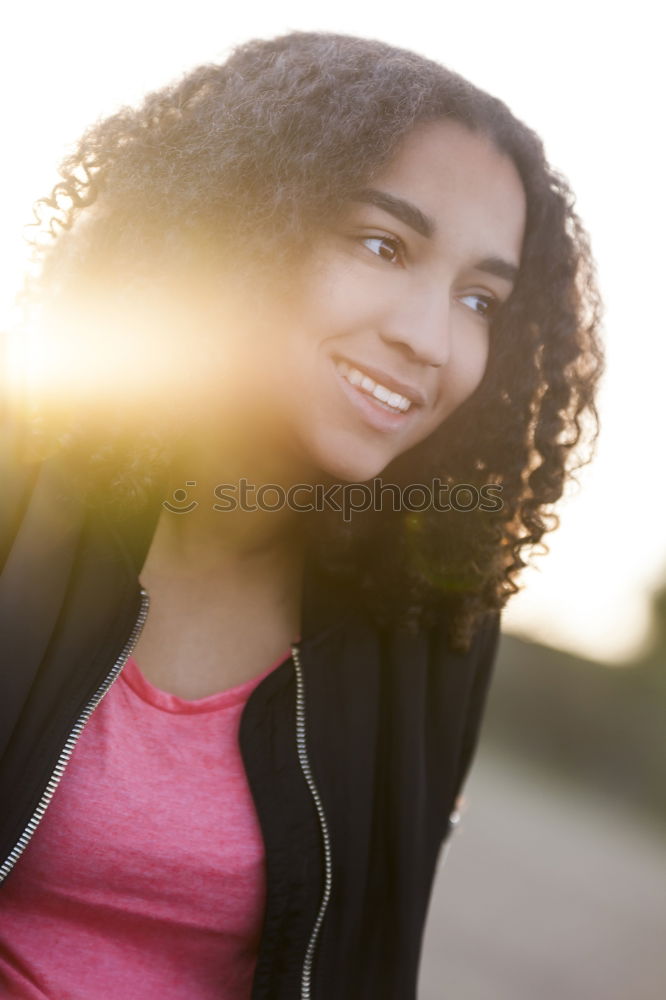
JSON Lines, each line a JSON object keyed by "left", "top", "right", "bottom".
{"left": 16, "top": 30, "right": 604, "bottom": 650}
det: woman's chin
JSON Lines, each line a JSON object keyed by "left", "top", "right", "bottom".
{"left": 317, "top": 452, "right": 391, "bottom": 486}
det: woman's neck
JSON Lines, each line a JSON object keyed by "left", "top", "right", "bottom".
{"left": 140, "top": 421, "right": 311, "bottom": 584}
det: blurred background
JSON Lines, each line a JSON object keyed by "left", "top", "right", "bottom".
{"left": 1, "top": 2, "right": 664, "bottom": 996}
{"left": 419, "top": 593, "right": 666, "bottom": 999}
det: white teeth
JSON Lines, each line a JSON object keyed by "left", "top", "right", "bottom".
{"left": 336, "top": 360, "right": 412, "bottom": 414}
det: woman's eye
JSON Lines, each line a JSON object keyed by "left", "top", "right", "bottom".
{"left": 459, "top": 292, "right": 498, "bottom": 320}
{"left": 361, "top": 235, "right": 404, "bottom": 265}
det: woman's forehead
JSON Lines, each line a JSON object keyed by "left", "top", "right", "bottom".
{"left": 348, "top": 120, "right": 526, "bottom": 265}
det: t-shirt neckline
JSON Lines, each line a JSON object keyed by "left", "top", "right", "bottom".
{"left": 120, "top": 649, "right": 293, "bottom": 715}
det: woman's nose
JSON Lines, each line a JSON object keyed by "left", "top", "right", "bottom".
{"left": 379, "top": 286, "right": 451, "bottom": 367}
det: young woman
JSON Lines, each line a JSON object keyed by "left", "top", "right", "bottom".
{"left": 0, "top": 30, "right": 603, "bottom": 1000}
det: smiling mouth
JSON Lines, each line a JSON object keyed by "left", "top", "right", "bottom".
{"left": 335, "top": 359, "right": 414, "bottom": 415}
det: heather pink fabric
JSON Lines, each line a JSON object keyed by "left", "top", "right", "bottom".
{"left": 0, "top": 649, "right": 291, "bottom": 998}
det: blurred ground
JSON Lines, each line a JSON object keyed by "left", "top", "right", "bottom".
{"left": 418, "top": 744, "right": 666, "bottom": 1000}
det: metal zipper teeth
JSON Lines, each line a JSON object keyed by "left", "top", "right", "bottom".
{"left": 291, "top": 643, "right": 334, "bottom": 1000}
{"left": 439, "top": 808, "right": 462, "bottom": 870}
{"left": 0, "top": 587, "right": 151, "bottom": 884}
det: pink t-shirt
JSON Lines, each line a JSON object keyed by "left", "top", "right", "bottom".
{"left": 0, "top": 649, "right": 290, "bottom": 999}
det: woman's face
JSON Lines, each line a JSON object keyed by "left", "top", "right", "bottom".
{"left": 226, "top": 118, "right": 527, "bottom": 483}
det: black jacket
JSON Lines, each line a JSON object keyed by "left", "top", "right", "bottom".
{"left": 0, "top": 422, "right": 501, "bottom": 999}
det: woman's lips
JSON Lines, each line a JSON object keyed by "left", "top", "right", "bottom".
{"left": 334, "top": 361, "right": 419, "bottom": 433}
{"left": 335, "top": 355, "right": 427, "bottom": 407}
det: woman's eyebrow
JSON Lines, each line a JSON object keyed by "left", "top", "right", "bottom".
{"left": 474, "top": 257, "right": 519, "bottom": 284}
{"left": 352, "top": 188, "right": 434, "bottom": 239}
{"left": 351, "top": 187, "right": 520, "bottom": 283}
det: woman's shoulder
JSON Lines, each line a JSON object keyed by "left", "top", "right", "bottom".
{"left": 0, "top": 412, "right": 90, "bottom": 577}
{"left": 0, "top": 414, "right": 39, "bottom": 561}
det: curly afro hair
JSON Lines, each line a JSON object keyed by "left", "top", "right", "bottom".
{"left": 14, "top": 30, "right": 605, "bottom": 652}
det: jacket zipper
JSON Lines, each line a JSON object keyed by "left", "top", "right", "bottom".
{"left": 439, "top": 806, "right": 462, "bottom": 869}
{"left": 0, "top": 587, "right": 150, "bottom": 884}
{"left": 291, "top": 642, "right": 333, "bottom": 1000}
{"left": 1, "top": 600, "right": 332, "bottom": 992}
